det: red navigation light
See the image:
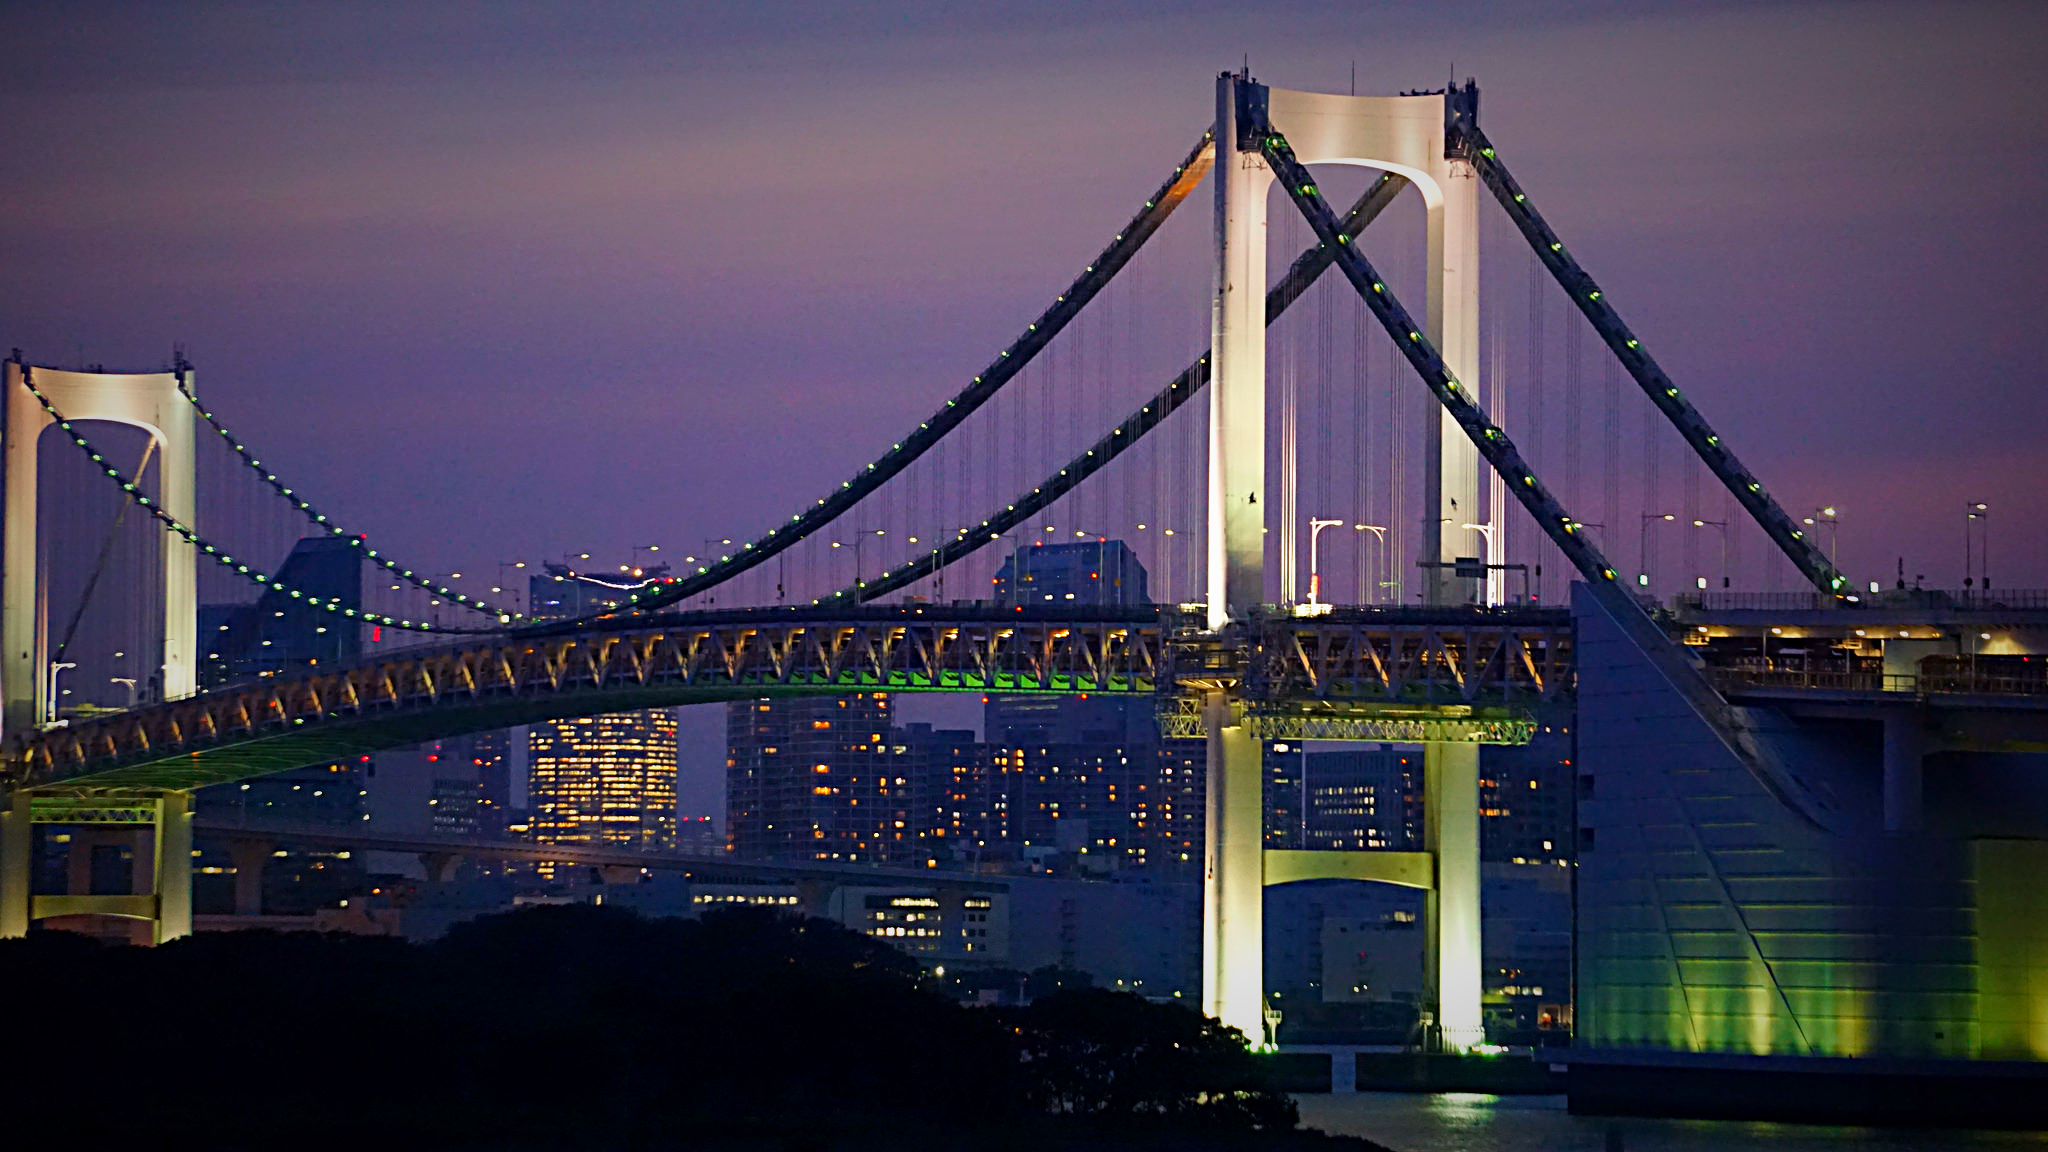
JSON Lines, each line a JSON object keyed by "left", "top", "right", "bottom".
{"left": 371, "top": 625, "right": 382, "bottom": 643}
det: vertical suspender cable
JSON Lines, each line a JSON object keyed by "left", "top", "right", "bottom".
{"left": 1527, "top": 253, "right": 1546, "bottom": 602}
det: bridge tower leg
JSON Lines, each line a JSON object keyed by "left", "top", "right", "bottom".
{"left": 150, "top": 790, "right": 193, "bottom": 943}
{"left": 1421, "top": 150, "right": 1483, "bottom": 606}
{"left": 2, "top": 363, "right": 197, "bottom": 737}
{"left": 1423, "top": 742, "right": 1483, "bottom": 1049}
{"left": 1208, "top": 72, "right": 1273, "bottom": 631}
{"left": 1202, "top": 690, "right": 1266, "bottom": 1043}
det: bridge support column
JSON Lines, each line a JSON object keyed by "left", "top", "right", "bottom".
{"left": 1424, "top": 742, "right": 1482, "bottom": 1050}
{"left": 1203, "top": 690, "right": 1266, "bottom": 1044}
{"left": 1422, "top": 159, "right": 1482, "bottom": 606}
{"left": 1883, "top": 710, "right": 1925, "bottom": 834}
{"left": 795, "top": 880, "right": 835, "bottom": 919}
{"left": 152, "top": 791, "right": 192, "bottom": 944}
{"left": 420, "top": 852, "right": 463, "bottom": 884}
{"left": 1208, "top": 72, "right": 1272, "bottom": 628}
{"left": 0, "top": 789, "right": 30, "bottom": 938}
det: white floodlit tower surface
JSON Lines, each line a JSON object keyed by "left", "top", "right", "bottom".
{"left": 1209, "top": 80, "right": 1482, "bottom": 624}
{"left": 2, "top": 364, "right": 196, "bottom": 736}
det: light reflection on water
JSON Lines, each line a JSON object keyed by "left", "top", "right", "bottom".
{"left": 1296, "top": 1092, "right": 2048, "bottom": 1152}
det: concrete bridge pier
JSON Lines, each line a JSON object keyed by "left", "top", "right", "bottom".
{"left": 0, "top": 790, "right": 29, "bottom": 938}
{"left": 420, "top": 852, "right": 464, "bottom": 884}
{"left": 1423, "top": 742, "right": 1483, "bottom": 1050}
{"left": 1203, "top": 689, "right": 1266, "bottom": 1044}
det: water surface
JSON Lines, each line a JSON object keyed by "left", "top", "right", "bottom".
{"left": 1297, "top": 1092, "right": 2048, "bottom": 1152}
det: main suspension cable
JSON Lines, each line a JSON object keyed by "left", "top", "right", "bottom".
{"left": 12, "top": 358, "right": 489, "bottom": 634}
{"left": 169, "top": 357, "right": 516, "bottom": 620}
{"left": 835, "top": 172, "right": 1409, "bottom": 605}
{"left": 536, "top": 132, "right": 1219, "bottom": 628}
{"left": 1456, "top": 122, "right": 1849, "bottom": 597}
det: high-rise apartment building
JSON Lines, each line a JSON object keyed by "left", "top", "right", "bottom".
{"left": 1478, "top": 715, "right": 1575, "bottom": 864}
{"left": 726, "top": 693, "right": 917, "bottom": 864}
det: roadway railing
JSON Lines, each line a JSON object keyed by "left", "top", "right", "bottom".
{"left": 1710, "top": 658, "right": 2048, "bottom": 699}
{"left": 1675, "top": 589, "right": 2048, "bottom": 614}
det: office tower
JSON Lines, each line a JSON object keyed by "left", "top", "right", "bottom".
{"left": 895, "top": 722, "right": 990, "bottom": 863}
{"left": 1265, "top": 740, "right": 1306, "bottom": 848}
{"left": 991, "top": 540, "right": 1149, "bottom": 607}
{"left": 529, "top": 712, "right": 679, "bottom": 850}
{"left": 524, "top": 562, "right": 681, "bottom": 853}
{"left": 725, "top": 693, "right": 914, "bottom": 864}
{"left": 199, "top": 536, "right": 362, "bottom": 689}
{"left": 1304, "top": 747, "right": 1421, "bottom": 851}
{"left": 983, "top": 540, "right": 1201, "bottom": 874}
{"left": 1478, "top": 717, "right": 1575, "bottom": 864}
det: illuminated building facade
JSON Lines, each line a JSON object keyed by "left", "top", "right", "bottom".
{"left": 523, "top": 562, "right": 681, "bottom": 854}
{"left": 1304, "top": 748, "right": 1419, "bottom": 852}
{"left": 896, "top": 723, "right": 990, "bottom": 863}
{"left": 528, "top": 712, "right": 678, "bottom": 849}
{"left": 1478, "top": 717, "right": 1573, "bottom": 865}
{"left": 836, "top": 890, "right": 1006, "bottom": 960}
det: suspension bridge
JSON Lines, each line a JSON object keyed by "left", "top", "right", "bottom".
{"left": 4, "top": 73, "right": 2042, "bottom": 1080}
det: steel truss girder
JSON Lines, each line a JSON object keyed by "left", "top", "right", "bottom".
{"left": 26, "top": 793, "right": 162, "bottom": 825}
{"left": 1155, "top": 695, "right": 1534, "bottom": 745}
{"left": 1244, "top": 610, "right": 1571, "bottom": 707}
{"left": 9, "top": 612, "right": 1172, "bottom": 787}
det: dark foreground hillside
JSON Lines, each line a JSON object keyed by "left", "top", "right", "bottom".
{"left": 0, "top": 905, "right": 1392, "bottom": 1151}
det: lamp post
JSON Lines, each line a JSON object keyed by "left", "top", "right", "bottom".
{"left": 1638, "top": 513, "right": 1676, "bottom": 589}
{"left": 1460, "top": 523, "right": 1499, "bottom": 606}
{"left": 1965, "top": 502, "right": 1990, "bottom": 595}
{"left": 1307, "top": 519, "right": 1342, "bottom": 608}
{"left": 45, "top": 661, "right": 76, "bottom": 726}
{"left": 1801, "top": 508, "right": 1839, "bottom": 568}
{"left": 1692, "top": 520, "right": 1730, "bottom": 592}
{"left": 110, "top": 676, "right": 138, "bottom": 708}
{"left": 1354, "top": 524, "right": 1388, "bottom": 604}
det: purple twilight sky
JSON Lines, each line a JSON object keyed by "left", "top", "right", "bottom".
{"left": 5, "top": 2, "right": 2045, "bottom": 812}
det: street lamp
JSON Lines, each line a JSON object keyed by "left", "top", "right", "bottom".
{"left": 1354, "top": 525, "right": 1388, "bottom": 604}
{"left": 45, "top": 661, "right": 75, "bottom": 726}
{"left": 1692, "top": 520, "right": 1730, "bottom": 591}
{"left": 1306, "top": 519, "right": 1342, "bottom": 608}
{"left": 1801, "top": 507, "right": 1839, "bottom": 567}
{"left": 1638, "top": 513, "right": 1676, "bottom": 588}
{"left": 110, "top": 676, "right": 138, "bottom": 708}
{"left": 1459, "top": 523, "right": 1501, "bottom": 606}
{"left": 1965, "top": 502, "right": 1990, "bottom": 593}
